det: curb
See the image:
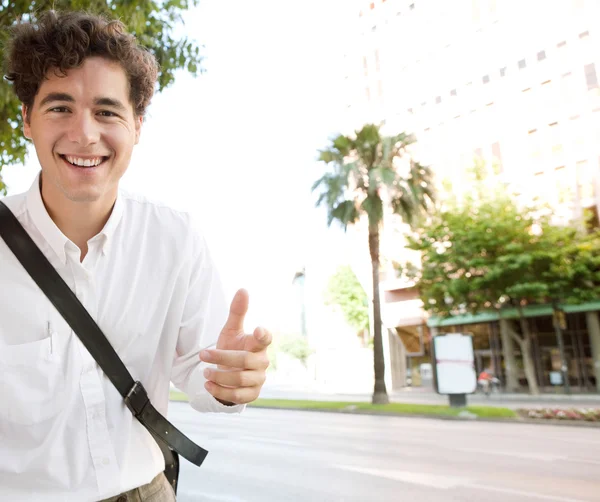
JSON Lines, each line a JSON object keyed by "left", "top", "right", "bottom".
{"left": 168, "top": 398, "right": 600, "bottom": 428}
{"left": 243, "top": 404, "right": 600, "bottom": 428}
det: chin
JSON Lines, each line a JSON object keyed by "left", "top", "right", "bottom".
{"left": 62, "top": 189, "right": 103, "bottom": 204}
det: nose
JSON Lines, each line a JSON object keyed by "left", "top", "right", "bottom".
{"left": 66, "top": 111, "right": 100, "bottom": 146}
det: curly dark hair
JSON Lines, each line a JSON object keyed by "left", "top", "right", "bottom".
{"left": 4, "top": 10, "right": 159, "bottom": 118}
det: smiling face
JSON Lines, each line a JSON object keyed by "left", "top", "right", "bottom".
{"left": 23, "top": 56, "right": 142, "bottom": 208}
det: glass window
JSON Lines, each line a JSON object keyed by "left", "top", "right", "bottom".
{"left": 548, "top": 122, "right": 563, "bottom": 157}
{"left": 592, "top": 109, "right": 600, "bottom": 144}
{"left": 570, "top": 116, "right": 586, "bottom": 152}
{"left": 540, "top": 80, "right": 555, "bottom": 112}
{"left": 577, "top": 160, "right": 595, "bottom": 202}
{"left": 534, "top": 172, "right": 549, "bottom": 201}
{"left": 556, "top": 42, "right": 569, "bottom": 69}
{"left": 560, "top": 72, "right": 579, "bottom": 105}
{"left": 491, "top": 141, "right": 503, "bottom": 174}
{"left": 555, "top": 166, "right": 574, "bottom": 204}
{"left": 521, "top": 87, "right": 536, "bottom": 121}
{"left": 528, "top": 129, "right": 541, "bottom": 163}
{"left": 584, "top": 63, "right": 599, "bottom": 90}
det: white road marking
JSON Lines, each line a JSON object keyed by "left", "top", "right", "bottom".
{"left": 334, "top": 465, "right": 591, "bottom": 502}
{"left": 456, "top": 446, "right": 566, "bottom": 461}
{"left": 466, "top": 483, "right": 590, "bottom": 502}
{"left": 237, "top": 435, "right": 303, "bottom": 447}
{"left": 333, "top": 465, "right": 472, "bottom": 489}
{"left": 568, "top": 458, "right": 600, "bottom": 466}
{"left": 181, "top": 491, "right": 248, "bottom": 502}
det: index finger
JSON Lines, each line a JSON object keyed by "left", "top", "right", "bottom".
{"left": 221, "top": 288, "right": 249, "bottom": 334}
{"left": 200, "top": 348, "right": 268, "bottom": 370}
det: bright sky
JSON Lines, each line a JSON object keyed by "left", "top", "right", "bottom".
{"left": 2, "top": 0, "right": 357, "bottom": 333}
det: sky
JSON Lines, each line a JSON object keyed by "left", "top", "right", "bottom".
{"left": 2, "top": 0, "right": 358, "bottom": 333}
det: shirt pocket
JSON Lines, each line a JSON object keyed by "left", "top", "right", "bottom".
{"left": 0, "top": 333, "right": 66, "bottom": 425}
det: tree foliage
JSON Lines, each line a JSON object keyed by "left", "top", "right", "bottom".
{"left": 314, "top": 123, "right": 435, "bottom": 404}
{"left": 313, "top": 124, "right": 434, "bottom": 232}
{"left": 0, "top": 0, "right": 204, "bottom": 194}
{"left": 407, "top": 175, "right": 600, "bottom": 393}
{"left": 325, "top": 265, "right": 369, "bottom": 336}
{"left": 407, "top": 185, "right": 600, "bottom": 316}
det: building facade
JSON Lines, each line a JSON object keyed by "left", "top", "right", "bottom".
{"left": 341, "top": 0, "right": 600, "bottom": 392}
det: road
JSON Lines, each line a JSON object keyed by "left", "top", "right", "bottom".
{"left": 169, "top": 402, "right": 600, "bottom": 502}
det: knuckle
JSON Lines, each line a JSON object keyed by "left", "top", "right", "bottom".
{"left": 237, "top": 372, "right": 249, "bottom": 387}
{"left": 229, "top": 388, "right": 242, "bottom": 403}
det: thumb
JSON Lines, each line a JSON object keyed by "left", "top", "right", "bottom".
{"left": 221, "top": 288, "right": 249, "bottom": 335}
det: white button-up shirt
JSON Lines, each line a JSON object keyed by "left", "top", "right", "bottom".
{"left": 0, "top": 173, "right": 243, "bottom": 501}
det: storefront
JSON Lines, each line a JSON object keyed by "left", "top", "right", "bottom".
{"left": 427, "top": 303, "right": 600, "bottom": 393}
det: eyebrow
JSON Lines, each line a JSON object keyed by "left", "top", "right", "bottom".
{"left": 37, "top": 93, "right": 127, "bottom": 112}
{"left": 38, "top": 92, "right": 75, "bottom": 107}
{"left": 94, "top": 97, "right": 127, "bottom": 112}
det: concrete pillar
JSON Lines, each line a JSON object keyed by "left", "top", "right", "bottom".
{"left": 381, "top": 322, "right": 393, "bottom": 392}
{"left": 586, "top": 311, "right": 600, "bottom": 392}
{"left": 499, "top": 318, "right": 519, "bottom": 392}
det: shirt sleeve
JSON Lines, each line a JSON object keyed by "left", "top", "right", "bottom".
{"left": 170, "top": 225, "right": 245, "bottom": 414}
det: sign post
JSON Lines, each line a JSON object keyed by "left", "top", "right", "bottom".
{"left": 432, "top": 333, "right": 477, "bottom": 408}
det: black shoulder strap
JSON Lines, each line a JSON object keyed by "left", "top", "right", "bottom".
{"left": 0, "top": 201, "right": 208, "bottom": 470}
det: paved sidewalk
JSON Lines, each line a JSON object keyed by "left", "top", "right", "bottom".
{"left": 259, "top": 383, "right": 600, "bottom": 409}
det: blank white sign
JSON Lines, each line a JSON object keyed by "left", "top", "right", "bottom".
{"left": 433, "top": 334, "right": 477, "bottom": 394}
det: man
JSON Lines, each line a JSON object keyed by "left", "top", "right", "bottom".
{"left": 0, "top": 10, "right": 271, "bottom": 501}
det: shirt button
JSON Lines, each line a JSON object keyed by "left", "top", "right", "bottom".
{"left": 103, "top": 457, "right": 110, "bottom": 465}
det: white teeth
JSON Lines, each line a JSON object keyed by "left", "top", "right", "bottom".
{"left": 65, "top": 156, "right": 103, "bottom": 167}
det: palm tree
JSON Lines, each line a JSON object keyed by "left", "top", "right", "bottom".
{"left": 313, "top": 123, "right": 435, "bottom": 404}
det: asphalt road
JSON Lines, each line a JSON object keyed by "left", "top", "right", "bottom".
{"left": 169, "top": 403, "right": 600, "bottom": 502}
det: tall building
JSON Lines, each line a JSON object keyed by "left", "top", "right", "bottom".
{"left": 345, "top": 0, "right": 600, "bottom": 223}
{"left": 341, "top": 0, "right": 600, "bottom": 392}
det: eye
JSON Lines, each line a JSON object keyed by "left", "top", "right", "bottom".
{"left": 98, "top": 110, "right": 118, "bottom": 117}
{"left": 49, "top": 106, "right": 70, "bottom": 113}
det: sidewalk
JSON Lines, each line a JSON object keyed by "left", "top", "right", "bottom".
{"left": 259, "top": 382, "right": 600, "bottom": 410}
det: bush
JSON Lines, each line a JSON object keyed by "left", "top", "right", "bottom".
{"left": 519, "top": 408, "right": 600, "bottom": 422}
{"left": 267, "top": 334, "right": 314, "bottom": 370}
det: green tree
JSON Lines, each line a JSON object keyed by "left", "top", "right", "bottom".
{"left": 313, "top": 123, "right": 435, "bottom": 404}
{"left": 0, "top": 1, "right": 204, "bottom": 194}
{"left": 325, "top": 265, "right": 370, "bottom": 345}
{"left": 408, "top": 179, "right": 600, "bottom": 394}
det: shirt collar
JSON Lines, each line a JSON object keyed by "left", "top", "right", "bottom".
{"left": 26, "top": 172, "right": 125, "bottom": 264}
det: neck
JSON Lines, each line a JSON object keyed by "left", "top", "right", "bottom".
{"left": 39, "top": 174, "right": 115, "bottom": 261}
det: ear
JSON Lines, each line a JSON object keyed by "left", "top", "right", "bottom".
{"left": 134, "top": 115, "right": 143, "bottom": 145}
{"left": 22, "top": 104, "right": 31, "bottom": 139}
